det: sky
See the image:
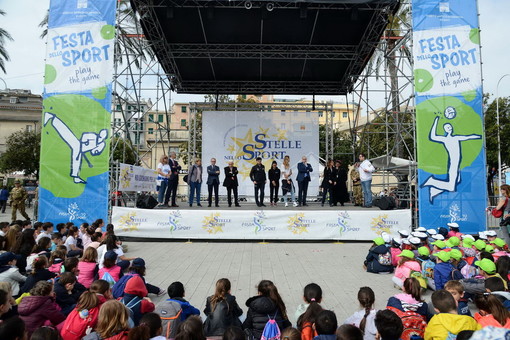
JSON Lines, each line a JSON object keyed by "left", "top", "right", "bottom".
{"left": 1, "top": 0, "right": 510, "bottom": 105}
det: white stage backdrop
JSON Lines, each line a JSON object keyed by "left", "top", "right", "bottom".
{"left": 202, "top": 111, "right": 320, "bottom": 197}
{"left": 118, "top": 163, "right": 158, "bottom": 192}
{"left": 112, "top": 207, "right": 412, "bottom": 240}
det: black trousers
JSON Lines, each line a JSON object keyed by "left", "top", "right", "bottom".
{"left": 208, "top": 181, "right": 219, "bottom": 205}
{"left": 165, "top": 179, "right": 178, "bottom": 205}
{"left": 298, "top": 180, "right": 309, "bottom": 205}
{"left": 321, "top": 186, "right": 332, "bottom": 205}
{"left": 254, "top": 183, "right": 265, "bottom": 206}
{"left": 270, "top": 183, "right": 279, "bottom": 203}
{"left": 226, "top": 186, "right": 239, "bottom": 206}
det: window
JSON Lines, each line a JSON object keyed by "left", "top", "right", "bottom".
{"left": 148, "top": 128, "right": 154, "bottom": 134}
{"left": 9, "top": 97, "right": 17, "bottom": 104}
{"left": 19, "top": 97, "right": 28, "bottom": 103}
{"left": 181, "top": 119, "right": 186, "bottom": 127}
{"left": 26, "top": 125, "right": 33, "bottom": 132}
{"left": 332, "top": 112, "right": 336, "bottom": 117}
{"left": 318, "top": 111, "right": 323, "bottom": 117}
{"left": 148, "top": 114, "right": 154, "bottom": 122}
{"left": 181, "top": 106, "right": 187, "bottom": 113}
{"left": 158, "top": 114, "right": 164, "bottom": 122}
{"left": 280, "top": 110, "right": 286, "bottom": 116}
{"left": 116, "top": 104, "right": 121, "bottom": 111}
{"left": 342, "top": 112, "right": 348, "bottom": 118}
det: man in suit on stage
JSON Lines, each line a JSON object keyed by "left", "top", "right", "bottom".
{"left": 296, "top": 155, "right": 313, "bottom": 206}
{"left": 207, "top": 158, "right": 221, "bottom": 207}
{"left": 250, "top": 157, "right": 267, "bottom": 207}
{"left": 167, "top": 152, "right": 182, "bottom": 207}
{"left": 223, "top": 161, "right": 240, "bottom": 207}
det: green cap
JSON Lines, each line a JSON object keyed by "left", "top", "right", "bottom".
{"left": 436, "top": 251, "right": 451, "bottom": 262}
{"left": 398, "top": 249, "right": 415, "bottom": 259}
{"left": 493, "top": 238, "right": 506, "bottom": 248}
{"left": 485, "top": 245, "right": 495, "bottom": 253}
{"left": 462, "top": 238, "right": 475, "bottom": 248}
{"left": 449, "top": 249, "right": 463, "bottom": 261}
{"left": 474, "top": 239, "right": 486, "bottom": 251}
{"left": 374, "top": 237, "right": 385, "bottom": 246}
{"left": 475, "top": 258, "right": 496, "bottom": 274}
{"left": 432, "top": 240, "right": 446, "bottom": 249}
{"left": 446, "top": 236, "right": 460, "bottom": 247}
{"left": 418, "top": 246, "right": 430, "bottom": 257}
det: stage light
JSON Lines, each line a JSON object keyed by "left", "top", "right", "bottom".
{"left": 266, "top": 2, "right": 274, "bottom": 11}
{"left": 245, "top": 1, "right": 252, "bottom": 10}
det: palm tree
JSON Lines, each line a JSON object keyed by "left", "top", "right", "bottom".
{"left": 0, "top": 9, "right": 14, "bottom": 73}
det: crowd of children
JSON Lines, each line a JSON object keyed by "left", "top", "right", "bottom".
{"left": 1, "top": 218, "right": 510, "bottom": 339}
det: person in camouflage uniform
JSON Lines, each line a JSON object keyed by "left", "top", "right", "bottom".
{"left": 9, "top": 180, "right": 30, "bottom": 222}
{"left": 350, "top": 163, "right": 363, "bottom": 206}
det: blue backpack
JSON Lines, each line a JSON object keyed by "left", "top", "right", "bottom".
{"left": 112, "top": 273, "right": 137, "bottom": 299}
{"left": 261, "top": 313, "right": 281, "bottom": 340}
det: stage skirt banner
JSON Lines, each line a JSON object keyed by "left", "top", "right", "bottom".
{"left": 38, "top": 0, "right": 117, "bottom": 224}
{"left": 112, "top": 207, "right": 412, "bottom": 240}
{"left": 202, "top": 111, "right": 320, "bottom": 197}
{"left": 118, "top": 163, "right": 158, "bottom": 192}
{"left": 412, "top": 0, "right": 487, "bottom": 233}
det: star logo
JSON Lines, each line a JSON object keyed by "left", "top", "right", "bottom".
{"left": 226, "top": 144, "right": 235, "bottom": 154}
{"left": 231, "top": 129, "right": 254, "bottom": 159}
{"left": 272, "top": 128, "right": 288, "bottom": 141}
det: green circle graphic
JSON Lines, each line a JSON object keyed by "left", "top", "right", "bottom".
{"left": 44, "top": 64, "right": 57, "bottom": 84}
{"left": 414, "top": 69, "right": 434, "bottom": 93}
{"left": 92, "top": 86, "right": 107, "bottom": 100}
{"left": 417, "top": 96, "right": 483, "bottom": 175}
{"left": 469, "top": 28, "right": 480, "bottom": 45}
{"left": 101, "top": 24, "right": 115, "bottom": 40}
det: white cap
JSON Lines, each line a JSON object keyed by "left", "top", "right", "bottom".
{"left": 409, "top": 237, "right": 421, "bottom": 245}
{"left": 415, "top": 232, "right": 428, "bottom": 239}
{"left": 478, "top": 231, "right": 488, "bottom": 240}
{"left": 485, "top": 230, "right": 497, "bottom": 237}
{"left": 415, "top": 227, "right": 427, "bottom": 232}
{"left": 381, "top": 232, "right": 392, "bottom": 244}
{"left": 462, "top": 234, "right": 475, "bottom": 241}
{"left": 392, "top": 237, "right": 402, "bottom": 245}
{"left": 432, "top": 234, "right": 445, "bottom": 241}
{"left": 398, "top": 230, "right": 410, "bottom": 238}
{"left": 411, "top": 231, "right": 420, "bottom": 237}
{"left": 426, "top": 229, "right": 437, "bottom": 235}
{"left": 402, "top": 238, "right": 411, "bottom": 245}
{"left": 447, "top": 222, "right": 460, "bottom": 229}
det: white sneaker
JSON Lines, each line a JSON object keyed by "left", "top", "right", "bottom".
{"left": 285, "top": 202, "right": 288, "bottom": 207}
{"left": 293, "top": 202, "right": 298, "bottom": 207}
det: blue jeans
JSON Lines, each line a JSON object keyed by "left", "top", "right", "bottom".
{"left": 189, "top": 181, "right": 201, "bottom": 205}
{"left": 157, "top": 180, "right": 168, "bottom": 203}
{"left": 361, "top": 180, "right": 372, "bottom": 206}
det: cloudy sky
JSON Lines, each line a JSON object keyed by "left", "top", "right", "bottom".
{"left": 1, "top": 0, "right": 509, "bottom": 104}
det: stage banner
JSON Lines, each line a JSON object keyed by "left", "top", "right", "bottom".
{"left": 412, "top": 0, "right": 486, "bottom": 233}
{"left": 118, "top": 163, "right": 158, "bottom": 192}
{"left": 202, "top": 111, "right": 320, "bottom": 197}
{"left": 38, "top": 0, "right": 117, "bottom": 224}
{"left": 112, "top": 206, "right": 412, "bottom": 240}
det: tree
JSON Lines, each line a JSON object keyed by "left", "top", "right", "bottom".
{"left": 0, "top": 130, "right": 41, "bottom": 177}
{"left": 484, "top": 95, "right": 510, "bottom": 168}
{"left": 111, "top": 137, "right": 139, "bottom": 165}
{"left": 319, "top": 125, "right": 355, "bottom": 168}
{"left": 0, "top": 9, "right": 14, "bottom": 73}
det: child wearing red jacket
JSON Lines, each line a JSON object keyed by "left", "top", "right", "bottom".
{"left": 119, "top": 275, "right": 155, "bottom": 326}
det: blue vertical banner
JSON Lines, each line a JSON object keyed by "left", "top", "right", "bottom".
{"left": 39, "top": 0, "right": 117, "bottom": 224}
{"left": 412, "top": 0, "right": 487, "bottom": 233}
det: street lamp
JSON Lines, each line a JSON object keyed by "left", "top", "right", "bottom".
{"left": 496, "top": 74, "right": 510, "bottom": 190}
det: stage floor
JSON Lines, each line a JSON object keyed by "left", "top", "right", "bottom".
{"left": 152, "top": 202, "right": 376, "bottom": 211}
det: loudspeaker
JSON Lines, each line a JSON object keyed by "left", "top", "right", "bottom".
{"left": 136, "top": 194, "right": 158, "bottom": 209}
{"left": 374, "top": 196, "right": 396, "bottom": 210}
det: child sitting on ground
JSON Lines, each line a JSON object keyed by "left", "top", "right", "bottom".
{"left": 77, "top": 247, "right": 99, "bottom": 288}
{"left": 203, "top": 278, "right": 243, "bottom": 337}
{"left": 98, "top": 250, "right": 123, "bottom": 286}
{"left": 424, "top": 290, "right": 480, "bottom": 340}
{"left": 121, "top": 275, "right": 155, "bottom": 326}
{"left": 167, "top": 281, "right": 200, "bottom": 321}
{"left": 296, "top": 283, "right": 323, "bottom": 340}
{"left": 19, "top": 255, "right": 57, "bottom": 295}
{"left": 128, "top": 312, "right": 167, "bottom": 340}
{"left": 484, "top": 276, "right": 510, "bottom": 310}
{"left": 390, "top": 238, "right": 402, "bottom": 267}
{"left": 444, "top": 280, "right": 471, "bottom": 316}
{"left": 387, "top": 277, "right": 430, "bottom": 321}
{"left": 392, "top": 250, "right": 421, "bottom": 289}
{"left": 0, "top": 252, "right": 26, "bottom": 297}
{"left": 61, "top": 290, "right": 102, "bottom": 340}
{"left": 474, "top": 293, "right": 510, "bottom": 328}
{"left": 364, "top": 237, "right": 393, "bottom": 274}
{"left": 54, "top": 272, "right": 82, "bottom": 315}
{"left": 374, "top": 310, "right": 403, "bottom": 340}
{"left": 313, "top": 310, "right": 337, "bottom": 340}
{"left": 48, "top": 249, "right": 66, "bottom": 274}
{"left": 344, "top": 287, "right": 377, "bottom": 340}
{"left": 433, "top": 251, "right": 455, "bottom": 290}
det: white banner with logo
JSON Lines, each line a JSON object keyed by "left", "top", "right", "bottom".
{"left": 202, "top": 111, "right": 320, "bottom": 196}
{"left": 112, "top": 207, "right": 412, "bottom": 240}
{"left": 118, "top": 163, "right": 158, "bottom": 192}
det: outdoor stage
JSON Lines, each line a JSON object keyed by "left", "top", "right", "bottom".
{"left": 112, "top": 204, "right": 412, "bottom": 241}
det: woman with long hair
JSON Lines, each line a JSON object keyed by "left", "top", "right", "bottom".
{"left": 203, "top": 278, "right": 243, "bottom": 336}
{"left": 282, "top": 155, "right": 297, "bottom": 207}
{"left": 321, "top": 159, "right": 335, "bottom": 207}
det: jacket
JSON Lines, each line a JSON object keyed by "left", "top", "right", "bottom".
{"left": 297, "top": 162, "right": 313, "bottom": 182}
{"left": 394, "top": 260, "right": 422, "bottom": 281}
{"left": 313, "top": 335, "right": 336, "bottom": 340}
{"left": 61, "top": 305, "right": 101, "bottom": 340}
{"left": 321, "top": 167, "right": 335, "bottom": 188}
{"left": 223, "top": 166, "right": 239, "bottom": 187}
{"left": 474, "top": 312, "right": 510, "bottom": 328}
{"left": 168, "top": 158, "right": 181, "bottom": 181}
{"left": 203, "top": 294, "right": 243, "bottom": 336}
{"left": 99, "top": 265, "right": 123, "bottom": 283}
{"left": 0, "top": 188, "right": 8, "bottom": 200}
{"left": 390, "top": 248, "right": 402, "bottom": 267}
{"left": 168, "top": 297, "right": 200, "bottom": 320}
{"left": 268, "top": 168, "right": 281, "bottom": 183}
{"left": 343, "top": 309, "right": 378, "bottom": 340}
{"left": 0, "top": 265, "right": 26, "bottom": 296}
{"left": 250, "top": 164, "right": 266, "bottom": 183}
{"left": 424, "top": 313, "right": 481, "bottom": 340}
{"left": 207, "top": 165, "right": 220, "bottom": 185}
{"left": 54, "top": 280, "right": 84, "bottom": 315}
{"left": 77, "top": 261, "right": 98, "bottom": 288}
{"left": 434, "top": 262, "right": 455, "bottom": 290}
{"left": 242, "top": 295, "right": 291, "bottom": 340}
{"left": 188, "top": 164, "right": 203, "bottom": 184}
{"left": 387, "top": 294, "right": 430, "bottom": 320}
{"left": 365, "top": 245, "right": 393, "bottom": 273}
{"left": 18, "top": 295, "right": 66, "bottom": 336}
{"left": 19, "top": 268, "right": 57, "bottom": 295}
{"left": 121, "top": 275, "right": 155, "bottom": 325}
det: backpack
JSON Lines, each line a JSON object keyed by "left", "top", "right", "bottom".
{"left": 121, "top": 296, "right": 142, "bottom": 327}
{"left": 101, "top": 271, "right": 116, "bottom": 288}
{"left": 460, "top": 264, "right": 477, "bottom": 279}
{"left": 378, "top": 252, "right": 392, "bottom": 266}
{"left": 62, "top": 307, "right": 100, "bottom": 340}
{"left": 387, "top": 306, "right": 426, "bottom": 340}
{"left": 155, "top": 300, "right": 183, "bottom": 339}
{"left": 112, "top": 274, "right": 137, "bottom": 299}
{"left": 261, "top": 313, "right": 281, "bottom": 340}
{"left": 410, "top": 270, "right": 428, "bottom": 290}
{"left": 451, "top": 268, "right": 464, "bottom": 280}
{"left": 421, "top": 259, "right": 435, "bottom": 280}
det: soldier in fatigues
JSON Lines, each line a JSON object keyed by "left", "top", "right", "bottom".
{"left": 9, "top": 180, "right": 30, "bottom": 222}
{"left": 350, "top": 163, "right": 363, "bottom": 206}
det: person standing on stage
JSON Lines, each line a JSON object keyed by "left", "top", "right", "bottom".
{"left": 350, "top": 162, "right": 363, "bottom": 206}
{"left": 156, "top": 155, "right": 171, "bottom": 207}
{"left": 188, "top": 158, "right": 203, "bottom": 207}
{"left": 321, "top": 159, "right": 334, "bottom": 207}
{"left": 282, "top": 155, "right": 297, "bottom": 207}
{"left": 223, "top": 161, "right": 240, "bottom": 207}
{"left": 296, "top": 155, "right": 313, "bottom": 207}
{"left": 268, "top": 160, "right": 281, "bottom": 206}
{"left": 359, "top": 153, "right": 375, "bottom": 208}
{"left": 207, "top": 158, "right": 220, "bottom": 207}
{"left": 250, "top": 157, "right": 266, "bottom": 207}
{"left": 168, "top": 152, "right": 182, "bottom": 207}
{"left": 333, "top": 160, "right": 349, "bottom": 206}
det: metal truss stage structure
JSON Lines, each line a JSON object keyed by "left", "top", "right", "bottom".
{"left": 132, "top": 0, "right": 400, "bottom": 94}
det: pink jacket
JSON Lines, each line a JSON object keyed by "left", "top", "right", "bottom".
{"left": 77, "top": 261, "right": 98, "bottom": 288}
{"left": 391, "top": 248, "right": 402, "bottom": 267}
{"left": 98, "top": 265, "right": 122, "bottom": 282}
{"left": 448, "top": 231, "right": 463, "bottom": 238}
{"left": 394, "top": 260, "right": 421, "bottom": 281}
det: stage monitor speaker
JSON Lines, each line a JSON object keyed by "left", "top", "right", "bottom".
{"left": 136, "top": 194, "right": 158, "bottom": 209}
{"left": 374, "top": 196, "right": 396, "bottom": 210}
